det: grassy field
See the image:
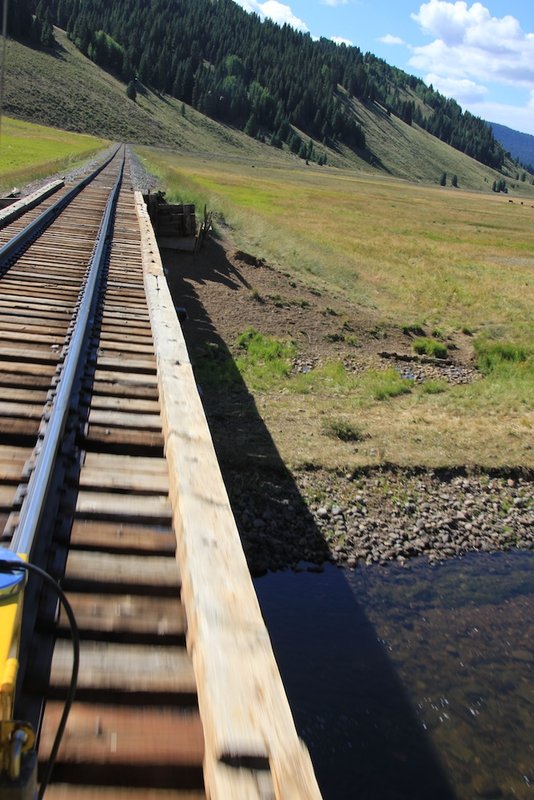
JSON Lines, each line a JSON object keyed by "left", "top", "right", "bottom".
{"left": 0, "top": 116, "right": 106, "bottom": 192}
{"left": 142, "top": 148, "right": 534, "bottom": 469}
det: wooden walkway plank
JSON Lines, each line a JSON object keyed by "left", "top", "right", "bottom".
{"left": 64, "top": 551, "right": 180, "bottom": 590}
{"left": 136, "top": 191, "right": 322, "bottom": 799}
{"left": 50, "top": 641, "right": 196, "bottom": 693}
{"left": 40, "top": 703, "right": 204, "bottom": 764}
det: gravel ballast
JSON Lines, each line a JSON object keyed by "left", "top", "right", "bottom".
{"left": 227, "top": 468, "right": 534, "bottom": 575}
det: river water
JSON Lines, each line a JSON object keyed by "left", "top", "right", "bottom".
{"left": 255, "top": 552, "right": 534, "bottom": 800}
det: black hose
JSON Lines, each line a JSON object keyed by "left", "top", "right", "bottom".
{"left": 0, "top": 556, "right": 80, "bottom": 798}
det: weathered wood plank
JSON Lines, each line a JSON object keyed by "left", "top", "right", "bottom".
{"left": 82, "top": 453, "right": 168, "bottom": 474}
{"left": 40, "top": 703, "right": 203, "bottom": 763}
{"left": 79, "top": 467, "right": 168, "bottom": 495}
{"left": 69, "top": 520, "right": 175, "bottom": 554}
{"left": 136, "top": 192, "right": 322, "bottom": 799}
{"left": 50, "top": 641, "right": 195, "bottom": 693}
{"left": 83, "top": 425, "right": 163, "bottom": 449}
{"left": 58, "top": 593, "right": 185, "bottom": 637}
{"left": 0, "top": 401, "right": 45, "bottom": 419}
{"left": 64, "top": 551, "right": 180, "bottom": 589}
{"left": 87, "top": 409, "right": 162, "bottom": 430}
{"left": 46, "top": 787, "right": 205, "bottom": 800}
{"left": 0, "top": 484, "right": 17, "bottom": 511}
{"left": 0, "top": 180, "right": 63, "bottom": 226}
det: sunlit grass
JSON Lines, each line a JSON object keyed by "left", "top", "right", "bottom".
{"left": 142, "top": 148, "right": 534, "bottom": 467}
{"left": 0, "top": 116, "right": 107, "bottom": 191}
{"left": 140, "top": 149, "right": 534, "bottom": 338}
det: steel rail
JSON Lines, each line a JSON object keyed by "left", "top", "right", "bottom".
{"left": 0, "top": 145, "right": 120, "bottom": 271}
{"left": 10, "top": 154, "right": 125, "bottom": 558}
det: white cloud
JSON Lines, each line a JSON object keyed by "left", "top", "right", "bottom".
{"left": 467, "top": 90, "right": 534, "bottom": 136}
{"left": 424, "top": 73, "right": 488, "bottom": 103}
{"left": 409, "top": 1, "right": 534, "bottom": 88}
{"left": 322, "top": 0, "right": 348, "bottom": 6}
{"left": 232, "top": 0, "right": 309, "bottom": 32}
{"left": 331, "top": 36, "right": 354, "bottom": 46}
{"left": 379, "top": 34, "right": 406, "bottom": 46}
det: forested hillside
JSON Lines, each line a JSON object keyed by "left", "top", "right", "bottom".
{"left": 490, "top": 122, "right": 534, "bottom": 172}
{"left": 12, "top": 0, "right": 506, "bottom": 171}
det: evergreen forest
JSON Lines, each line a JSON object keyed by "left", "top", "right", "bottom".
{"left": 8, "top": 0, "right": 506, "bottom": 170}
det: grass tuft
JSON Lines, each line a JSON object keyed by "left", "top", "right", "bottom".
{"left": 475, "top": 340, "right": 530, "bottom": 374}
{"left": 368, "top": 369, "right": 414, "bottom": 400}
{"left": 420, "top": 379, "right": 448, "bottom": 395}
{"left": 413, "top": 337, "right": 448, "bottom": 359}
{"left": 236, "top": 328, "right": 296, "bottom": 388}
{"left": 322, "top": 419, "right": 366, "bottom": 442}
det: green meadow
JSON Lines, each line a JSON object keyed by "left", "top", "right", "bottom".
{"left": 142, "top": 148, "right": 534, "bottom": 469}
{"left": 0, "top": 116, "right": 107, "bottom": 192}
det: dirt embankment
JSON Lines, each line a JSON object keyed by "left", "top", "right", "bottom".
{"left": 162, "top": 236, "right": 534, "bottom": 575}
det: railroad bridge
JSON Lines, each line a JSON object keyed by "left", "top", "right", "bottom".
{"left": 0, "top": 148, "right": 321, "bottom": 799}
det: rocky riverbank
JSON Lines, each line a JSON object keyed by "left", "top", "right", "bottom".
{"left": 226, "top": 467, "right": 534, "bottom": 575}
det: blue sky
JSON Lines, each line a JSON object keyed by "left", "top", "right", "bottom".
{"left": 232, "top": 0, "right": 534, "bottom": 136}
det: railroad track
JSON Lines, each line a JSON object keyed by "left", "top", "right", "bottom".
{"left": 0, "top": 148, "right": 321, "bottom": 800}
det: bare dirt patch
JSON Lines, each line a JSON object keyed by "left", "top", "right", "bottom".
{"left": 161, "top": 235, "right": 533, "bottom": 574}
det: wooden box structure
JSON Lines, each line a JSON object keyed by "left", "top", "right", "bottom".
{"left": 144, "top": 191, "right": 195, "bottom": 237}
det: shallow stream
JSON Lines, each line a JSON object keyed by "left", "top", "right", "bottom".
{"left": 255, "top": 552, "right": 534, "bottom": 799}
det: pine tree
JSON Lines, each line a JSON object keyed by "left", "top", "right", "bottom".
{"left": 126, "top": 80, "right": 137, "bottom": 101}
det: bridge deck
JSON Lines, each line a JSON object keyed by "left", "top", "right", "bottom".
{"left": 0, "top": 153, "right": 321, "bottom": 799}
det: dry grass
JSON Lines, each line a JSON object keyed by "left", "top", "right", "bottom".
{"left": 142, "top": 146, "right": 534, "bottom": 470}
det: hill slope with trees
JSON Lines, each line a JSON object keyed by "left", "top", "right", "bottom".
{"left": 10, "top": 0, "right": 509, "bottom": 171}
{"left": 4, "top": 2, "right": 534, "bottom": 193}
{"left": 490, "top": 122, "right": 534, "bottom": 171}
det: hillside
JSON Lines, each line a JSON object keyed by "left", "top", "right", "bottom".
{"left": 490, "top": 122, "right": 534, "bottom": 171}
{"left": 33, "top": 0, "right": 504, "bottom": 169}
{"left": 4, "top": 30, "right": 534, "bottom": 196}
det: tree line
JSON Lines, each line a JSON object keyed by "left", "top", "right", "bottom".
{"left": 8, "top": 0, "right": 506, "bottom": 169}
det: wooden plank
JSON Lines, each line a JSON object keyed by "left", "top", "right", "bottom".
{"left": 136, "top": 192, "right": 322, "bottom": 800}
{"left": 98, "top": 339, "right": 155, "bottom": 355}
{"left": 79, "top": 467, "right": 168, "bottom": 495}
{"left": 0, "top": 445, "right": 31, "bottom": 466}
{"left": 64, "top": 551, "right": 180, "bottom": 590}
{"left": 0, "top": 401, "right": 45, "bottom": 419}
{"left": 93, "top": 369, "right": 157, "bottom": 387}
{"left": 0, "top": 329, "right": 64, "bottom": 346}
{"left": 0, "top": 180, "right": 63, "bottom": 226}
{"left": 0, "top": 417, "right": 40, "bottom": 438}
{"left": 58, "top": 593, "right": 186, "bottom": 637}
{"left": 87, "top": 409, "right": 162, "bottom": 430}
{"left": 83, "top": 425, "right": 163, "bottom": 449}
{"left": 49, "top": 641, "right": 196, "bottom": 693}
{"left": 0, "top": 365, "right": 55, "bottom": 384}
{"left": 40, "top": 703, "right": 203, "bottom": 764}
{"left": 69, "top": 520, "right": 176, "bottom": 555}
{"left": 0, "top": 386, "right": 48, "bottom": 403}
{"left": 96, "top": 355, "right": 156, "bottom": 372}
{"left": 91, "top": 380, "right": 159, "bottom": 400}
{"left": 82, "top": 453, "right": 168, "bottom": 474}
{"left": 0, "top": 345, "right": 59, "bottom": 363}
{"left": 75, "top": 491, "right": 171, "bottom": 522}
{"left": 46, "top": 786, "right": 205, "bottom": 800}
{"left": 0, "top": 484, "right": 17, "bottom": 510}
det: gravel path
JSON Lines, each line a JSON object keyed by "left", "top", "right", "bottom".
{"left": 16, "top": 145, "right": 158, "bottom": 198}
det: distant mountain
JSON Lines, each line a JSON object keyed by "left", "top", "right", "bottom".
{"left": 490, "top": 122, "right": 534, "bottom": 170}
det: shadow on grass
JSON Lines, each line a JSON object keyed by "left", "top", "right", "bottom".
{"left": 161, "top": 238, "right": 457, "bottom": 800}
